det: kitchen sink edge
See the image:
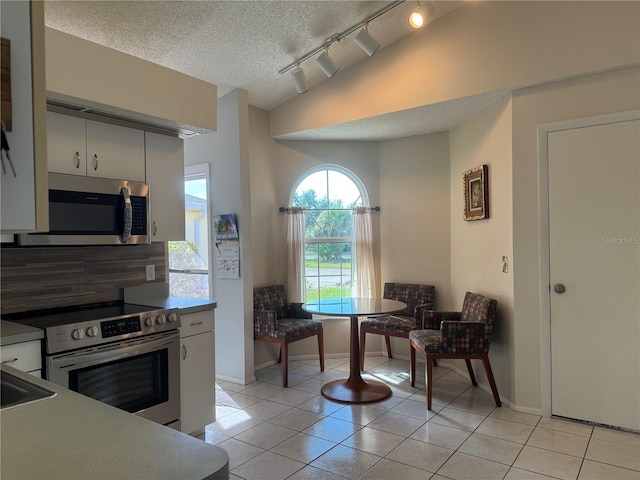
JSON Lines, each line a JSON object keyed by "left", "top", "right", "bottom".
{"left": 1, "top": 370, "right": 57, "bottom": 410}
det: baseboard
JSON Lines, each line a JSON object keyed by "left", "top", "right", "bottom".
{"left": 215, "top": 373, "right": 256, "bottom": 385}
{"left": 435, "top": 360, "right": 543, "bottom": 416}
{"left": 253, "top": 353, "right": 544, "bottom": 416}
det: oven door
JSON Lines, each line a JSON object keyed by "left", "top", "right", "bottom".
{"left": 47, "top": 331, "right": 180, "bottom": 427}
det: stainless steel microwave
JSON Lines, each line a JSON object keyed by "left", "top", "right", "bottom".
{"left": 19, "top": 173, "right": 150, "bottom": 246}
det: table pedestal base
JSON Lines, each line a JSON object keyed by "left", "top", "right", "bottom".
{"left": 321, "top": 378, "right": 392, "bottom": 404}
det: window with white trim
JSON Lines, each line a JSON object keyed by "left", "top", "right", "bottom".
{"left": 292, "top": 166, "right": 368, "bottom": 301}
{"left": 168, "top": 164, "right": 211, "bottom": 300}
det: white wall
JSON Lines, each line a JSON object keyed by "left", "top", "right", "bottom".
{"left": 511, "top": 66, "right": 640, "bottom": 411}
{"left": 184, "top": 89, "right": 254, "bottom": 385}
{"left": 449, "top": 95, "right": 515, "bottom": 403}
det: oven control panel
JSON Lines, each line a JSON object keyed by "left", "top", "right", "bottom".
{"left": 41, "top": 306, "right": 181, "bottom": 354}
{"left": 101, "top": 316, "right": 142, "bottom": 338}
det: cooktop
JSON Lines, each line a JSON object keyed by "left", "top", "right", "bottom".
{"left": 3, "top": 302, "right": 173, "bottom": 330}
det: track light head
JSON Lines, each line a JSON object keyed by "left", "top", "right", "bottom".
{"left": 290, "top": 65, "right": 309, "bottom": 94}
{"left": 354, "top": 26, "right": 380, "bottom": 57}
{"left": 409, "top": 1, "right": 434, "bottom": 29}
{"left": 316, "top": 49, "right": 340, "bottom": 78}
{"left": 408, "top": 9, "right": 424, "bottom": 29}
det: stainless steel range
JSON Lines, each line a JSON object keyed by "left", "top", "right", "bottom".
{"left": 9, "top": 303, "right": 181, "bottom": 429}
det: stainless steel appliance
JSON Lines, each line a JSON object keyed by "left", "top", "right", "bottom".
{"left": 19, "top": 173, "right": 150, "bottom": 246}
{"left": 8, "top": 303, "right": 181, "bottom": 429}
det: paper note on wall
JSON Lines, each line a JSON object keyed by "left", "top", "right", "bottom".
{"left": 216, "top": 245, "right": 240, "bottom": 279}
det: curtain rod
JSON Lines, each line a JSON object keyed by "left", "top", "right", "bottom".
{"left": 279, "top": 206, "right": 381, "bottom": 213}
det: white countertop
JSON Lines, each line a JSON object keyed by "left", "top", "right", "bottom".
{"left": 0, "top": 320, "right": 44, "bottom": 346}
{"left": 0, "top": 365, "right": 229, "bottom": 480}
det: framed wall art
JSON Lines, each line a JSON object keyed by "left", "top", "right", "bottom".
{"left": 463, "top": 164, "right": 489, "bottom": 221}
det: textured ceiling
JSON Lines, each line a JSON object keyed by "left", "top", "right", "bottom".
{"left": 43, "top": 1, "right": 506, "bottom": 141}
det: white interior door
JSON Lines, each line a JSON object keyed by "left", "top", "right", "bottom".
{"left": 549, "top": 118, "right": 639, "bottom": 431}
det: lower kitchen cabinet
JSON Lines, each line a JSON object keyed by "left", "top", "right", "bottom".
{"left": 1, "top": 339, "right": 42, "bottom": 378}
{"left": 179, "top": 310, "right": 215, "bottom": 435}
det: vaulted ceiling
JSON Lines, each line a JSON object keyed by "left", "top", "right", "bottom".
{"left": 45, "top": 1, "right": 509, "bottom": 140}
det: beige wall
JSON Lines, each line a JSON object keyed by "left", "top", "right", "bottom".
{"left": 249, "top": 106, "right": 287, "bottom": 368}
{"left": 260, "top": 139, "right": 381, "bottom": 361}
{"left": 271, "top": 1, "right": 639, "bottom": 137}
{"left": 246, "top": 2, "right": 640, "bottom": 399}
{"left": 511, "top": 66, "right": 640, "bottom": 411}
{"left": 45, "top": 27, "right": 217, "bottom": 133}
{"left": 248, "top": 69, "right": 640, "bottom": 403}
{"left": 252, "top": 131, "right": 455, "bottom": 363}
{"left": 449, "top": 95, "right": 515, "bottom": 403}
{"left": 378, "top": 131, "right": 452, "bottom": 358}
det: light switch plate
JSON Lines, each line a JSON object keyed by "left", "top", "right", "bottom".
{"left": 145, "top": 264, "right": 156, "bottom": 281}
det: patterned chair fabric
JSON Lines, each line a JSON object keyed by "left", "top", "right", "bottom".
{"left": 253, "top": 285, "right": 324, "bottom": 387}
{"left": 359, "top": 282, "right": 436, "bottom": 370}
{"left": 409, "top": 291, "right": 500, "bottom": 410}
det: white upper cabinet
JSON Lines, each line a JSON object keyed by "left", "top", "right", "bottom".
{"left": 86, "top": 120, "right": 145, "bottom": 181}
{"left": 47, "top": 111, "right": 87, "bottom": 175}
{"left": 145, "top": 132, "right": 185, "bottom": 242}
{"left": 47, "top": 111, "right": 145, "bottom": 182}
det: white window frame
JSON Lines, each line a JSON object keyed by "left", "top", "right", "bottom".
{"left": 168, "top": 163, "right": 212, "bottom": 300}
{"left": 291, "top": 164, "right": 369, "bottom": 300}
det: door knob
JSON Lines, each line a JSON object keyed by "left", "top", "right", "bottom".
{"left": 553, "top": 283, "right": 566, "bottom": 294}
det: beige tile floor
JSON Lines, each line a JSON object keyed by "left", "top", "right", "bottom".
{"left": 199, "top": 356, "right": 640, "bottom": 480}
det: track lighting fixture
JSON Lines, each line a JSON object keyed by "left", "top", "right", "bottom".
{"left": 279, "top": 0, "right": 407, "bottom": 94}
{"left": 409, "top": 1, "right": 424, "bottom": 29}
{"left": 290, "top": 65, "right": 309, "bottom": 94}
{"left": 354, "top": 26, "right": 380, "bottom": 57}
{"left": 316, "top": 49, "right": 340, "bottom": 78}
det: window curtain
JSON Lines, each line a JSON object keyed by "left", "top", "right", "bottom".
{"left": 352, "top": 207, "right": 376, "bottom": 298}
{"left": 286, "top": 207, "right": 306, "bottom": 303}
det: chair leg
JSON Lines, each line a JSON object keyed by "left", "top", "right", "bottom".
{"left": 426, "top": 354, "right": 434, "bottom": 411}
{"left": 410, "top": 343, "right": 416, "bottom": 387}
{"left": 385, "top": 335, "right": 393, "bottom": 359}
{"left": 465, "top": 359, "right": 477, "bottom": 386}
{"left": 281, "top": 341, "right": 288, "bottom": 388}
{"left": 482, "top": 356, "right": 501, "bottom": 407}
{"left": 317, "top": 330, "right": 325, "bottom": 372}
{"left": 359, "top": 329, "right": 366, "bottom": 371}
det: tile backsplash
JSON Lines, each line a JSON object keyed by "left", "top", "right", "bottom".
{"left": 0, "top": 243, "right": 166, "bottom": 314}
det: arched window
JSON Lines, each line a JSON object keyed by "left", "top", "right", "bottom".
{"left": 291, "top": 165, "right": 368, "bottom": 301}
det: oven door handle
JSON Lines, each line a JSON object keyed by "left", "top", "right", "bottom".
{"left": 50, "top": 332, "right": 179, "bottom": 371}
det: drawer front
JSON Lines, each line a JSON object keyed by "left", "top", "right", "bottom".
{"left": 1, "top": 340, "right": 42, "bottom": 372}
{"left": 180, "top": 311, "right": 214, "bottom": 337}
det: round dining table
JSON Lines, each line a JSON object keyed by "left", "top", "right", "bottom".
{"left": 302, "top": 297, "right": 407, "bottom": 404}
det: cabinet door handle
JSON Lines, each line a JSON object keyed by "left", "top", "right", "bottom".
{"left": 182, "top": 345, "right": 187, "bottom": 360}
{"left": 1, "top": 358, "right": 18, "bottom": 364}
{"left": 75, "top": 151, "right": 80, "bottom": 169}
{"left": 153, "top": 221, "right": 157, "bottom": 236}
{"left": 93, "top": 154, "right": 98, "bottom": 171}
{"left": 190, "top": 321, "right": 204, "bottom": 326}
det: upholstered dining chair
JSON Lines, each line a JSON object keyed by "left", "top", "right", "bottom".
{"left": 409, "top": 291, "right": 501, "bottom": 410}
{"left": 359, "top": 282, "right": 436, "bottom": 371}
{"left": 253, "top": 285, "right": 324, "bottom": 387}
